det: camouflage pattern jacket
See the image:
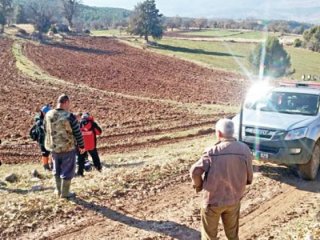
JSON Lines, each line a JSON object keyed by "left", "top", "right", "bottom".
{"left": 44, "top": 109, "right": 84, "bottom": 153}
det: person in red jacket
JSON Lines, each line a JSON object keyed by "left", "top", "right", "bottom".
{"left": 77, "top": 113, "right": 103, "bottom": 176}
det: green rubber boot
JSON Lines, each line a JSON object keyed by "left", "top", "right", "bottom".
{"left": 61, "top": 179, "right": 76, "bottom": 199}
{"left": 54, "top": 176, "right": 61, "bottom": 197}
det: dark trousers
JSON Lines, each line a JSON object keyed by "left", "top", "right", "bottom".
{"left": 40, "top": 145, "right": 50, "bottom": 157}
{"left": 77, "top": 148, "right": 102, "bottom": 175}
{"left": 52, "top": 149, "right": 76, "bottom": 180}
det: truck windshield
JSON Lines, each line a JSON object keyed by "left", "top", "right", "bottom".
{"left": 245, "top": 92, "right": 320, "bottom": 116}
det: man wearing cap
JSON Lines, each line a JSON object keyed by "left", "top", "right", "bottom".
{"left": 44, "top": 94, "right": 85, "bottom": 199}
{"left": 190, "top": 119, "right": 253, "bottom": 240}
{"left": 33, "top": 104, "right": 52, "bottom": 171}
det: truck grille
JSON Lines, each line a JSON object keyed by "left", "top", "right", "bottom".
{"left": 245, "top": 127, "right": 276, "bottom": 139}
{"left": 245, "top": 142, "right": 279, "bottom": 154}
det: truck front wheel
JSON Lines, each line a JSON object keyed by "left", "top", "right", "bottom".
{"left": 298, "top": 143, "right": 320, "bottom": 180}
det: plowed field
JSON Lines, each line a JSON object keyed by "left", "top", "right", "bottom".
{"left": 24, "top": 37, "right": 245, "bottom": 104}
{"left": 0, "top": 37, "right": 244, "bottom": 164}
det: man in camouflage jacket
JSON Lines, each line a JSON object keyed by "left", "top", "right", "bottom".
{"left": 45, "top": 94, "right": 85, "bottom": 199}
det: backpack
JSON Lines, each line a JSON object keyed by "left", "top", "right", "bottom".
{"left": 29, "top": 124, "right": 40, "bottom": 141}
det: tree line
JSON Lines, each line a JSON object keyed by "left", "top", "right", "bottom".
{"left": 1, "top": 0, "right": 314, "bottom": 34}
{"left": 1, "top": 0, "right": 319, "bottom": 56}
{"left": 0, "top": 0, "right": 131, "bottom": 33}
{"left": 0, "top": 0, "right": 81, "bottom": 33}
{"left": 164, "top": 17, "right": 313, "bottom": 35}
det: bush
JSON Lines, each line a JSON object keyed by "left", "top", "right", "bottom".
{"left": 50, "top": 25, "right": 58, "bottom": 34}
{"left": 293, "top": 38, "right": 303, "bottom": 47}
{"left": 303, "top": 26, "right": 320, "bottom": 52}
{"left": 84, "top": 29, "right": 91, "bottom": 34}
{"left": 56, "top": 24, "right": 69, "bottom": 33}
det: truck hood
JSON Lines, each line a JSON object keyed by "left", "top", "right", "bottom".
{"left": 233, "top": 109, "right": 318, "bottom": 131}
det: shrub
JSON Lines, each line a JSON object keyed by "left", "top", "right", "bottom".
{"left": 293, "top": 38, "right": 303, "bottom": 47}
{"left": 249, "top": 36, "right": 291, "bottom": 78}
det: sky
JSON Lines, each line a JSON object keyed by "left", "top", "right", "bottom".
{"left": 82, "top": 0, "right": 320, "bottom": 22}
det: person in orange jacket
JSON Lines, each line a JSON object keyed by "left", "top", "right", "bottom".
{"left": 77, "top": 113, "right": 102, "bottom": 176}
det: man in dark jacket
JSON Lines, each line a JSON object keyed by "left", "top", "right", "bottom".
{"left": 77, "top": 113, "right": 102, "bottom": 176}
{"left": 190, "top": 119, "right": 253, "bottom": 240}
{"left": 44, "top": 94, "right": 85, "bottom": 199}
{"left": 34, "top": 105, "right": 52, "bottom": 171}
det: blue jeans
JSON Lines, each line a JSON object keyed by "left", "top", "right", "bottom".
{"left": 52, "top": 149, "right": 76, "bottom": 180}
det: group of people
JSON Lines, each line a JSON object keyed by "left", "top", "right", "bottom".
{"left": 30, "top": 94, "right": 103, "bottom": 198}
{"left": 29, "top": 95, "right": 253, "bottom": 239}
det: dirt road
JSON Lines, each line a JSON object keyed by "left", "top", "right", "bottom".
{"left": 20, "top": 163, "right": 320, "bottom": 240}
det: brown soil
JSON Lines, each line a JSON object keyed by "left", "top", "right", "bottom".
{"left": 0, "top": 37, "right": 243, "bottom": 164}
{"left": 0, "top": 36, "right": 319, "bottom": 240}
{"left": 24, "top": 37, "right": 246, "bottom": 104}
{"left": 18, "top": 163, "right": 320, "bottom": 240}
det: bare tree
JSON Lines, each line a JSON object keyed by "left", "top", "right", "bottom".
{"left": 193, "top": 18, "right": 208, "bottom": 30}
{"left": 61, "top": 0, "right": 81, "bottom": 29}
{"left": 182, "top": 19, "right": 193, "bottom": 30}
{"left": 0, "top": 0, "right": 13, "bottom": 33}
{"left": 26, "top": 0, "right": 55, "bottom": 36}
{"left": 166, "top": 18, "right": 176, "bottom": 31}
{"left": 173, "top": 16, "right": 182, "bottom": 30}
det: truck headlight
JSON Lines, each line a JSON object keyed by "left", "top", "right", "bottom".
{"left": 285, "top": 127, "right": 308, "bottom": 140}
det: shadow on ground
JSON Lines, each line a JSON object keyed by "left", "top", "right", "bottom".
{"left": 0, "top": 186, "right": 54, "bottom": 194}
{"left": 255, "top": 163, "right": 320, "bottom": 193}
{"left": 154, "top": 43, "right": 244, "bottom": 58}
{"left": 71, "top": 197, "right": 200, "bottom": 240}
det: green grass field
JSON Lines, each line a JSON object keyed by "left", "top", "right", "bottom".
{"left": 286, "top": 46, "right": 320, "bottom": 80}
{"left": 90, "top": 28, "right": 319, "bottom": 80}
{"left": 181, "top": 29, "right": 280, "bottom": 40}
{"left": 139, "top": 38, "right": 256, "bottom": 73}
{"left": 182, "top": 29, "right": 242, "bottom": 37}
{"left": 128, "top": 38, "right": 320, "bottom": 80}
{"left": 91, "top": 29, "right": 129, "bottom": 37}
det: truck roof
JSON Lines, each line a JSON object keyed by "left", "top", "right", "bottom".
{"left": 273, "top": 86, "right": 320, "bottom": 95}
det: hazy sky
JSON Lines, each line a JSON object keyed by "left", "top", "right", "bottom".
{"left": 82, "top": 0, "right": 320, "bottom": 21}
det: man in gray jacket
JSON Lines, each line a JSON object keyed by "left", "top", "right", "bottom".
{"left": 190, "top": 118, "right": 253, "bottom": 240}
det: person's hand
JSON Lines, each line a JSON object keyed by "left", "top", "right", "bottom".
{"left": 193, "top": 185, "right": 203, "bottom": 193}
{"left": 79, "top": 148, "right": 86, "bottom": 155}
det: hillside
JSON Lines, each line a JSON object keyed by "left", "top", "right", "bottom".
{"left": 77, "top": 5, "right": 131, "bottom": 24}
{"left": 13, "top": 0, "right": 132, "bottom": 26}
